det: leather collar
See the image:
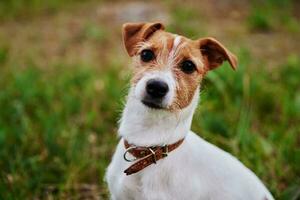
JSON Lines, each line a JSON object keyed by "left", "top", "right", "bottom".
{"left": 123, "top": 138, "right": 184, "bottom": 175}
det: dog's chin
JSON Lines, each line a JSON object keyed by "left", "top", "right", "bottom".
{"left": 141, "top": 99, "right": 165, "bottom": 110}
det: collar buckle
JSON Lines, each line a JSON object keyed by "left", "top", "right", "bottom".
{"left": 148, "top": 148, "right": 157, "bottom": 164}
{"left": 162, "top": 144, "right": 168, "bottom": 157}
{"left": 123, "top": 146, "right": 140, "bottom": 162}
{"left": 123, "top": 146, "right": 158, "bottom": 164}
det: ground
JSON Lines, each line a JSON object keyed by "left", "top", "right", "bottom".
{"left": 0, "top": 0, "right": 299, "bottom": 199}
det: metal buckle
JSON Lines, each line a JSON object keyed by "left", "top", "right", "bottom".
{"left": 162, "top": 144, "right": 168, "bottom": 157}
{"left": 123, "top": 146, "right": 139, "bottom": 162}
{"left": 148, "top": 148, "right": 157, "bottom": 164}
{"left": 123, "top": 146, "right": 158, "bottom": 164}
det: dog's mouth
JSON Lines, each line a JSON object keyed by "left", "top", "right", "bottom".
{"left": 141, "top": 99, "right": 164, "bottom": 109}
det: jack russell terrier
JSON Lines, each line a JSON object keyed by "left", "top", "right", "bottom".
{"left": 105, "top": 22, "right": 274, "bottom": 200}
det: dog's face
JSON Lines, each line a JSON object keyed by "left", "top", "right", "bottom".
{"left": 123, "top": 22, "right": 237, "bottom": 111}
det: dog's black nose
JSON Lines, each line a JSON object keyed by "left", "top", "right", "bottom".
{"left": 146, "top": 79, "right": 169, "bottom": 98}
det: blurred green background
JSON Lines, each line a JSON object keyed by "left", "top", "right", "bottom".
{"left": 0, "top": 0, "right": 299, "bottom": 199}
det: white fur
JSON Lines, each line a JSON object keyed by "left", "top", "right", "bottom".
{"left": 169, "top": 35, "right": 181, "bottom": 58}
{"left": 105, "top": 86, "right": 274, "bottom": 200}
{"left": 167, "top": 35, "right": 182, "bottom": 68}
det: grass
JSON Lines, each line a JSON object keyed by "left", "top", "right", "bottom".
{"left": 0, "top": 63, "right": 126, "bottom": 199}
{"left": 0, "top": 0, "right": 300, "bottom": 199}
{"left": 0, "top": 0, "right": 85, "bottom": 21}
{"left": 248, "top": 0, "right": 300, "bottom": 32}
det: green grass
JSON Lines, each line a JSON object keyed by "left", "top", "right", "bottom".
{"left": 248, "top": 0, "right": 300, "bottom": 32}
{"left": 0, "top": 0, "right": 85, "bottom": 21}
{"left": 0, "top": 0, "right": 300, "bottom": 199}
{"left": 0, "top": 63, "right": 127, "bottom": 199}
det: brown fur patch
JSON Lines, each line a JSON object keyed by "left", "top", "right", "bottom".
{"left": 131, "top": 31, "right": 205, "bottom": 110}
{"left": 123, "top": 22, "right": 237, "bottom": 111}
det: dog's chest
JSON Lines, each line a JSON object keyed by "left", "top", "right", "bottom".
{"left": 123, "top": 161, "right": 173, "bottom": 197}
{"left": 121, "top": 152, "right": 207, "bottom": 200}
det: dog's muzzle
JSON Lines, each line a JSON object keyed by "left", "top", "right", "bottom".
{"left": 142, "top": 79, "right": 169, "bottom": 109}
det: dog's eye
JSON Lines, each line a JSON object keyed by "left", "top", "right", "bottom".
{"left": 180, "top": 60, "right": 196, "bottom": 74}
{"left": 140, "top": 49, "right": 155, "bottom": 62}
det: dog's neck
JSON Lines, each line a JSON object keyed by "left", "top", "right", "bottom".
{"left": 118, "top": 88, "right": 199, "bottom": 147}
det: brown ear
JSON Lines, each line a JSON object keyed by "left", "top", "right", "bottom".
{"left": 198, "top": 37, "right": 237, "bottom": 71}
{"left": 122, "top": 22, "right": 165, "bottom": 56}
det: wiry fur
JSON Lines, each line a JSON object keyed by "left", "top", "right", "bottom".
{"left": 105, "top": 22, "right": 274, "bottom": 200}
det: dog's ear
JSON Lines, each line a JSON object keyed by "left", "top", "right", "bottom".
{"left": 198, "top": 37, "right": 237, "bottom": 71}
{"left": 122, "top": 22, "right": 165, "bottom": 56}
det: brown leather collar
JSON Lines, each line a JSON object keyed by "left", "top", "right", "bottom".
{"left": 123, "top": 138, "right": 184, "bottom": 175}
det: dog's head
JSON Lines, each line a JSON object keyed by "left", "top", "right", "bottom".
{"left": 123, "top": 22, "right": 237, "bottom": 111}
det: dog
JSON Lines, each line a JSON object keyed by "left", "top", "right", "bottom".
{"left": 105, "top": 22, "right": 274, "bottom": 200}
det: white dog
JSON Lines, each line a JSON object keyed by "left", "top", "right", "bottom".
{"left": 105, "top": 22, "right": 274, "bottom": 200}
